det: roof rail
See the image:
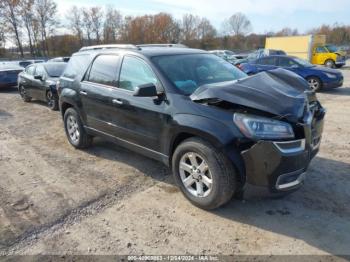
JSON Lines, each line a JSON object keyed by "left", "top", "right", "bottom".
{"left": 79, "top": 44, "right": 140, "bottom": 52}
{"left": 137, "top": 44, "right": 188, "bottom": 48}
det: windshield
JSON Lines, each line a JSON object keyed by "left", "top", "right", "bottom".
{"left": 152, "top": 54, "right": 247, "bottom": 95}
{"left": 44, "top": 64, "right": 67, "bottom": 77}
{"left": 294, "top": 57, "right": 314, "bottom": 68}
{"left": 325, "top": 45, "right": 339, "bottom": 53}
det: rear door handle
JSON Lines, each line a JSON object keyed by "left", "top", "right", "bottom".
{"left": 80, "top": 90, "right": 88, "bottom": 96}
{"left": 112, "top": 99, "right": 123, "bottom": 105}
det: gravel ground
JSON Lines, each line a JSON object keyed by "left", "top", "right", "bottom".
{"left": 0, "top": 66, "right": 349, "bottom": 257}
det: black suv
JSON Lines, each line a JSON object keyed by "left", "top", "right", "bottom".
{"left": 58, "top": 44, "right": 325, "bottom": 210}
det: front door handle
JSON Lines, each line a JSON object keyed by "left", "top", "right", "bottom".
{"left": 80, "top": 90, "right": 88, "bottom": 96}
{"left": 112, "top": 99, "right": 124, "bottom": 105}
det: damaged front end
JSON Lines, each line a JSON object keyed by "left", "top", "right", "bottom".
{"left": 241, "top": 98, "right": 325, "bottom": 192}
{"left": 191, "top": 69, "right": 326, "bottom": 192}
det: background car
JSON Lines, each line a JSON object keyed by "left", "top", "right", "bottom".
{"left": 234, "top": 48, "right": 287, "bottom": 66}
{"left": 209, "top": 50, "right": 234, "bottom": 65}
{"left": 1, "top": 60, "right": 45, "bottom": 69}
{"left": 0, "top": 64, "right": 23, "bottom": 89}
{"left": 48, "top": 57, "right": 70, "bottom": 63}
{"left": 18, "top": 62, "right": 67, "bottom": 110}
{"left": 240, "top": 55, "right": 344, "bottom": 91}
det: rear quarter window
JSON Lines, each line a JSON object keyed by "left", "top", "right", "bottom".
{"left": 62, "top": 54, "right": 91, "bottom": 80}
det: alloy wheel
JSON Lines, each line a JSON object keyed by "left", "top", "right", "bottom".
{"left": 179, "top": 152, "right": 213, "bottom": 198}
{"left": 47, "top": 91, "right": 54, "bottom": 108}
{"left": 325, "top": 60, "right": 335, "bottom": 68}
{"left": 66, "top": 115, "right": 80, "bottom": 143}
{"left": 308, "top": 78, "right": 320, "bottom": 91}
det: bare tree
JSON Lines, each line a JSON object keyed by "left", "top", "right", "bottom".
{"left": 198, "top": 18, "right": 216, "bottom": 40}
{"left": 222, "top": 12, "right": 252, "bottom": 36}
{"left": 82, "top": 8, "right": 93, "bottom": 45}
{"left": 90, "top": 7, "right": 104, "bottom": 43}
{"left": 19, "top": 0, "right": 36, "bottom": 56}
{"left": 35, "top": 0, "right": 58, "bottom": 56}
{"left": 275, "top": 27, "right": 299, "bottom": 36}
{"left": 31, "top": 18, "right": 41, "bottom": 55}
{"left": 104, "top": 6, "right": 123, "bottom": 43}
{"left": 0, "top": 0, "right": 24, "bottom": 57}
{"left": 66, "top": 6, "right": 84, "bottom": 46}
{"left": 181, "top": 14, "right": 201, "bottom": 42}
{"left": 0, "top": 16, "right": 6, "bottom": 49}
{"left": 152, "top": 13, "right": 180, "bottom": 43}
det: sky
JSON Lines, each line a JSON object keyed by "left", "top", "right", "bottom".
{"left": 58, "top": 0, "right": 350, "bottom": 34}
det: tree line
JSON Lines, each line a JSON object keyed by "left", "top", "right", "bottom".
{"left": 1, "top": 0, "right": 350, "bottom": 59}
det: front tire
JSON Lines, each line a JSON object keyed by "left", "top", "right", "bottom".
{"left": 64, "top": 108, "right": 92, "bottom": 149}
{"left": 172, "top": 138, "right": 237, "bottom": 210}
{"left": 19, "top": 85, "right": 32, "bottom": 102}
{"left": 325, "top": 59, "right": 335, "bottom": 68}
{"left": 46, "top": 90, "right": 58, "bottom": 111}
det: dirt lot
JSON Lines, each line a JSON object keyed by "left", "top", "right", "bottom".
{"left": 0, "top": 66, "right": 350, "bottom": 257}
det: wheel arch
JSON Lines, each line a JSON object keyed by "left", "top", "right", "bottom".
{"left": 168, "top": 130, "right": 246, "bottom": 185}
{"left": 324, "top": 58, "right": 335, "bottom": 67}
{"left": 59, "top": 88, "right": 81, "bottom": 118}
{"left": 60, "top": 101, "right": 74, "bottom": 118}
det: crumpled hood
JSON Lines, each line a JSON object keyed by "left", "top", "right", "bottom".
{"left": 191, "top": 68, "right": 310, "bottom": 122}
{"left": 335, "top": 50, "right": 347, "bottom": 57}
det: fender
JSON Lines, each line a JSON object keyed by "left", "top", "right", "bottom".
{"left": 166, "top": 114, "right": 246, "bottom": 182}
{"left": 59, "top": 88, "right": 86, "bottom": 124}
{"left": 167, "top": 114, "right": 235, "bottom": 152}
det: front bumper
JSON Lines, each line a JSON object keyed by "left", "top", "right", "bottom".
{"left": 335, "top": 56, "right": 346, "bottom": 66}
{"left": 323, "top": 78, "right": 343, "bottom": 89}
{"left": 241, "top": 105, "right": 325, "bottom": 193}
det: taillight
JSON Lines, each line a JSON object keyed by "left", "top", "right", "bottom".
{"left": 56, "top": 80, "right": 61, "bottom": 95}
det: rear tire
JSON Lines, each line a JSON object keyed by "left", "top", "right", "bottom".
{"left": 19, "top": 85, "right": 31, "bottom": 102}
{"left": 64, "top": 108, "right": 92, "bottom": 149}
{"left": 307, "top": 76, "right": 322, "bottom": 92}
{"left": 46, "top": 90, "right": 58, "bottom": 111}
{"left": 325, "top": 59, "right": 335, "bottom": 68}
{"left": 172, "top": 137, "right": 237, "bottom": 210}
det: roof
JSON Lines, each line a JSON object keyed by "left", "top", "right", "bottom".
{"left": 77, "top": 44, "right": 208, "bottom": 57}
{"left": 42, "top": 62, "right": 68, "bottom": 66}
{"left": 0, "top": 64, "right": 23, "bottom": 71}
{"left": 258, "top": 55, "right": 297, "bottom": 59}
{"left": 138, "top": 47, "right": 207, "bottom": 57}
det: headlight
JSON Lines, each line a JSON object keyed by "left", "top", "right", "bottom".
{"left": 233, "top": 113, "right": 294, "bottom": 140}
{"left": 325, "top": 73, "right": 337, "bottom": 79}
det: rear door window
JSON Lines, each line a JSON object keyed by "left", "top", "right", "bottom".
{"left": 87, "top": 55, "right": 120, "bottom": 87}
{"left": 278, "top": 57, "right": 298, "bottom": 67}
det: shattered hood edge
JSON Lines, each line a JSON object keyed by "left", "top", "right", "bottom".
{"left": 190, "top": 69, "right": 310, "bottom": 122}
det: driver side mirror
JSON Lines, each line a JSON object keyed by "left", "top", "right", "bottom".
{"left": 34, "top": 74, "right": 43, "bottom": 80}
{"left": 133, "top": 83, "right": 160, "bottom": 97}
